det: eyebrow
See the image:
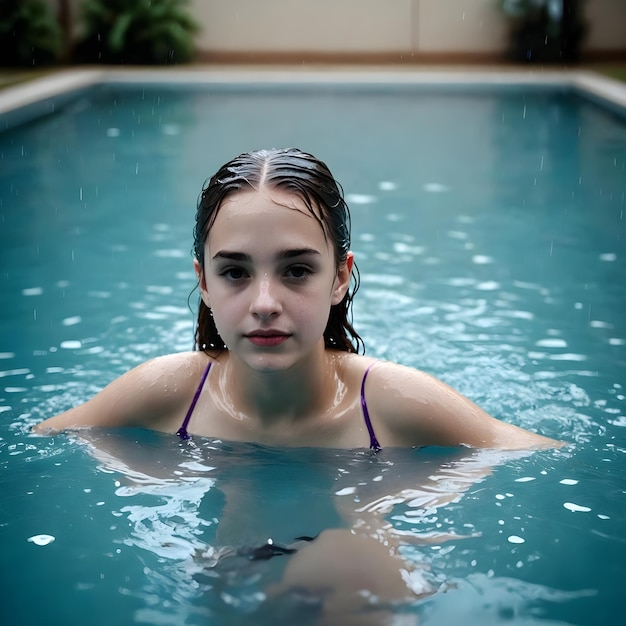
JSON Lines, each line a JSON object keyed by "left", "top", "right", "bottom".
{"left": 211, "top": 248, "right": 321, "bottom": 262}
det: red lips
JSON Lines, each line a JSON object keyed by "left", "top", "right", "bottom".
{"left": 245, "top": 330, "right": 291, "bottom": 347}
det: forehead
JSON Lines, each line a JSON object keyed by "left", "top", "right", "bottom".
{"left": 208, "top": 188, "right": 329, "bottom": 250}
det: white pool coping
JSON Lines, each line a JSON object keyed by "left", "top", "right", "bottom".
{"left": 1, "top": 67, "right": 625, "bottom": 118}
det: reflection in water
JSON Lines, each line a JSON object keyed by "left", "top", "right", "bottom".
{"left": 74, "top": 429, "right": 538, "bottom": 624}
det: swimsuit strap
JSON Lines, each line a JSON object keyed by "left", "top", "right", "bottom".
{"left": 361, "top": 363, "right": 381, "bottom": 452}
{"left": 177, "top": 361, "right": 212, "bottom": 440}
{"left": 177, "top": 360, "right": 379, "bottom": 448}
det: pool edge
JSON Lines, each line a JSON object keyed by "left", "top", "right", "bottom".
{"left": 0, "top": 67, "right": 625, "bottom": 127}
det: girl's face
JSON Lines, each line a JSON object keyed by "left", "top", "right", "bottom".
{"left": 195, "top": 188, "right": 353, "bottom": 371}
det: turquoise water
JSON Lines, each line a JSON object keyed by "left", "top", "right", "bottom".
{"left": 1, "top": 82, "right": 625, "bottom": 625}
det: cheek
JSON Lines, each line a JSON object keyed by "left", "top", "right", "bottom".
{"left": 210, "top": 287, "right": 241, "bottom": 318}
{"left": 292, "top": 296, "right": 331, "bottom": 332}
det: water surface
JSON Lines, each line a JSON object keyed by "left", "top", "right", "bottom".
{"left": 1, "top": 82, "right": 625, "bottom": 625}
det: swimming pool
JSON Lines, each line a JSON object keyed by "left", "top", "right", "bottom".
{"left": 1, "top": 70, "right": 625, "bottom": 625}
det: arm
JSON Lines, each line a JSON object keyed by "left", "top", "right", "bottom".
{"left": 369, "top": 362, "right": 563, "bottom": 450}
{"left": 32, "top": 352, "right": 208, "bottom": 435}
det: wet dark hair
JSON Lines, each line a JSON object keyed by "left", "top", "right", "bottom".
{"left": 193, "top": 148, "right": 363, "bottom": 354}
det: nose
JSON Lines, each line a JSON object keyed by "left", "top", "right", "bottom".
{"left": 249, "top": 274, "right": 282, "bottom": 320}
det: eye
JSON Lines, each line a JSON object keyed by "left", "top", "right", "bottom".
{"left": 284, "top": 265, "right": 313, "bottom": 281}
{"left": 219, "top": 266, "right": 249, "bottom": 282}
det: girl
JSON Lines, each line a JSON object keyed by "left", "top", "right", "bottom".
{"left": 34, "top": 148, "right": 559, "bottom": 451}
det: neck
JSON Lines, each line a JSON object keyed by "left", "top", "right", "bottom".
{"left": 224, "top": 345, "right": 337, "bottom": 424}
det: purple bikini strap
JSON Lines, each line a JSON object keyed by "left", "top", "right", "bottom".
{"left": 177, "top": 361, "right": 212, "bottom": 440}
{"left": 178, "top": 360, "right": 379, "bottom": 448}
{"left": 361, "top": 363, "right": 381, "bottom": 452}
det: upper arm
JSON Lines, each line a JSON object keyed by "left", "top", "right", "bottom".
{"left": 370, "top": 363, "right": 562, "bottom": 450}
{"left": 32, "top": 353, "right": 205, "bottom": 435}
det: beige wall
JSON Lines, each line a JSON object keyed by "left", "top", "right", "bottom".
{"left": 43, "top": 0, "right": 626, "bottom": 60}
{"left": 190, "top": 0, "right": 626, "bottom": 59}
{"left": 415, "top": 0, "right": 507, "bottom": 53}
{"left": 193, "top": 0, "right": 414, "bottom": 53}
{"left": 585, "top": 0, "right": 626, "bottom": 50}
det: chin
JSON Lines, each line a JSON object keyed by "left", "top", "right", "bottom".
{"left": 241, "top": 353, "right": 296, "bottom": 373}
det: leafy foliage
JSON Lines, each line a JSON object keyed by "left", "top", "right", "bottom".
{"left": 0, "top": 0, "right": 62, "bottom": 67}
{"left": 74, "top": 0, "right": 200, "bottom": 65}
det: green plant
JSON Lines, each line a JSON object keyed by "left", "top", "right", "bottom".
{"left": 0, "top": 0, "right": 62, "bottom": 67}
{"left": 500, "top": 0, "right": 587, "bottom": 63}
{"left": 74, "top": 0, "right": 200, "bottom": 65}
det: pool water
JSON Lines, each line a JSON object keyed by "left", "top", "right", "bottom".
{"left": 1, "top": 80, "right": 625, "bottom": 625}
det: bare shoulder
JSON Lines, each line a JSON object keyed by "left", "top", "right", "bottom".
{"left": 131, "top": 351, "right": 212, "bottom": 385}
{"left": 356, "top": 359, "right": 561, "bottom": 450}
{"left": 33, "top": 351, "right": 214, "bottom": 434}
{"left": 362, "top": 360, "right": 458, "bottom": 415}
